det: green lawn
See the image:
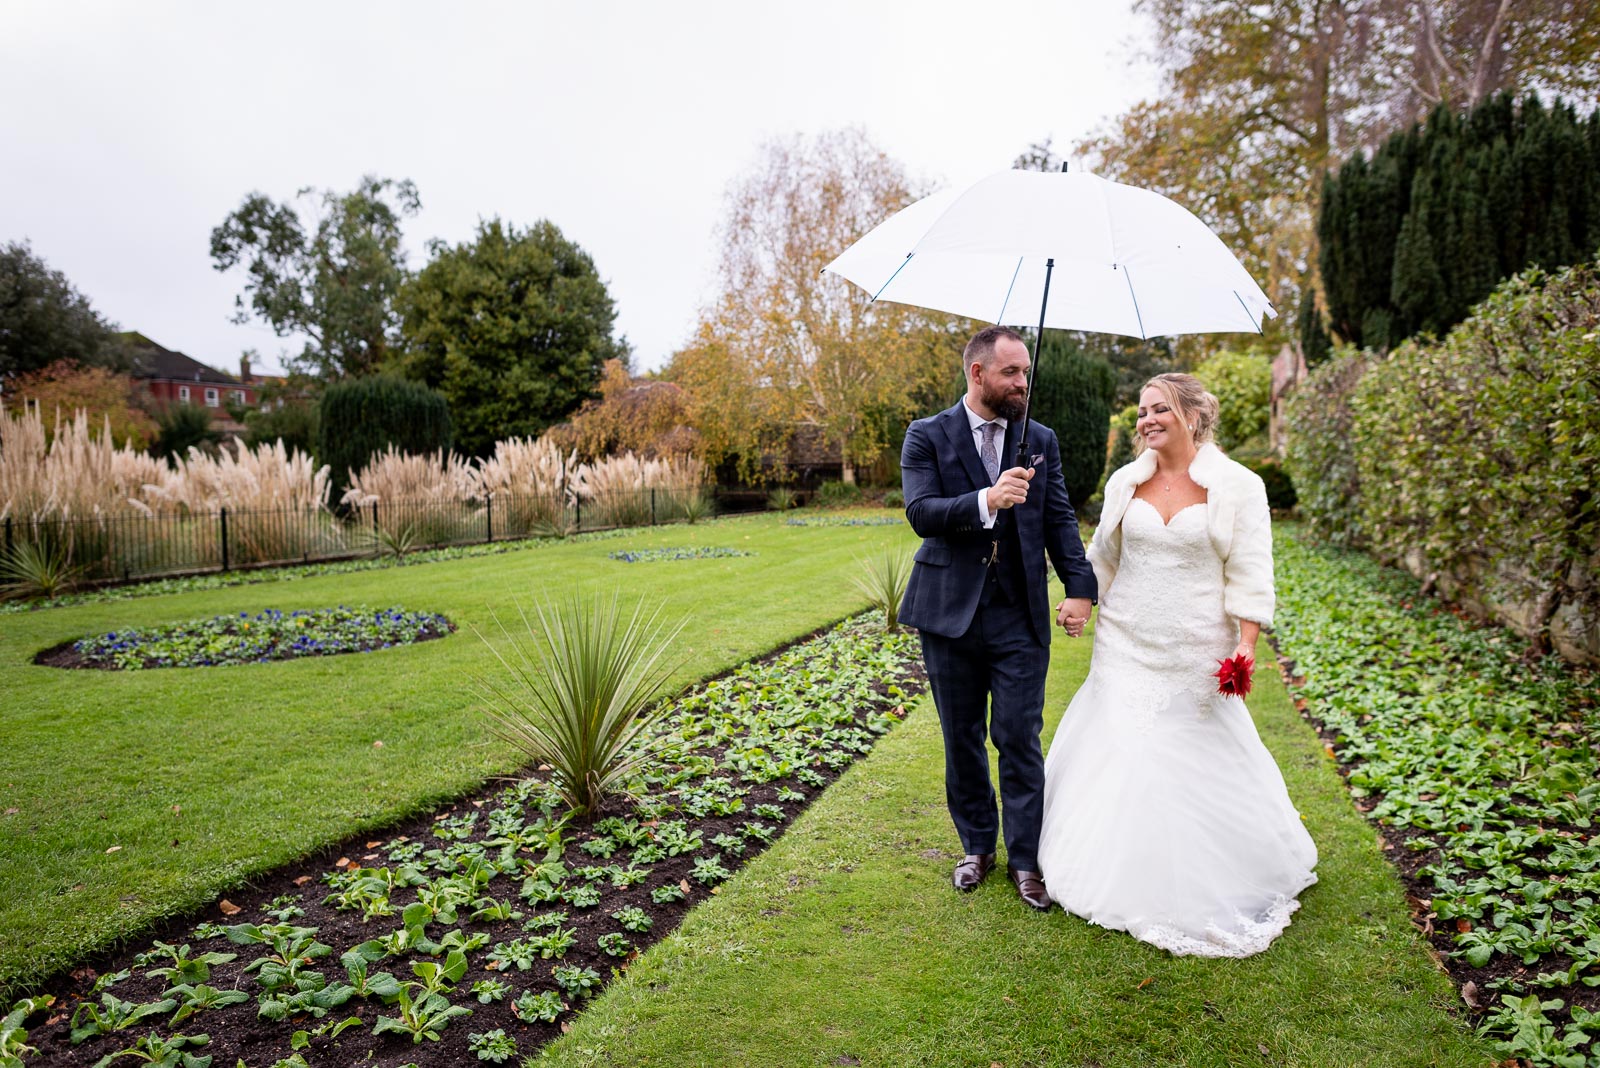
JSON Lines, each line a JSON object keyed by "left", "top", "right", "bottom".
{"left": 535, "top": 628, "right": 1494, "bottom": 1067}
{"left": 2, "top": 510, "right": 1495, "bottom": 1065}
{"left": 0, "top": 512, "right": 916, "bottom": 998}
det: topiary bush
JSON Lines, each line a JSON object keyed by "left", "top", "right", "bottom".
{"left": 1027, "top": 333, "right": 1115, "bottom": 507}
{"left": 317, "top": 375, "right": 452, "bottom": 503}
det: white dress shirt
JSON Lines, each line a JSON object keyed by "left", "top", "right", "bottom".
{"left": 962, "top": 398, "right": 1006, "bottom": 530}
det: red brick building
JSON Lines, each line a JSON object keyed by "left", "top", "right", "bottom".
{"left": 125, "top": 333, "right": 259, "bottom": 436}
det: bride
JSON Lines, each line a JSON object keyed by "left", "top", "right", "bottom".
{"left": 1037, "top": 373, "right": 1317, "bottom": 957}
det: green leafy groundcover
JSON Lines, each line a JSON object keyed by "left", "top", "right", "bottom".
{"left": 16, "top": 615, "right": 922, "bottom": 1067}
{"left": 605, "top": 547, "right": 752, "bottom": 563}
{"left": 65, "top": 606, "right": 455, "bottom": 670}
{"left": 1273, "top": 527, "right": 1600, "bottom": 1067}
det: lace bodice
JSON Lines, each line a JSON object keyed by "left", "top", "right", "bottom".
{"left": 1091, "top": 498, "right": 1236, "bottom": 723}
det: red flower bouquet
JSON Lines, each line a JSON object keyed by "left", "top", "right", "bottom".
{"left": 1214, "top": 653, "right": 1255, "bottom": 698}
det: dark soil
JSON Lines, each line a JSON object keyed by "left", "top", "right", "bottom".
{"left": 21, "top": 626, "right": 927, "bottom": 1068}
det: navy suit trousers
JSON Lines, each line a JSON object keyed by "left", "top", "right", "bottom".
{"left": 919, "top": 589, "right": 1050, "bottom": 872}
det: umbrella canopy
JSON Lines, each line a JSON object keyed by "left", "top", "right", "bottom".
{"left": 822, "top": 169, "right": 1275, "bottom": 340}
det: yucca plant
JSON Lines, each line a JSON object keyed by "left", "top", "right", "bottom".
{"left": 765, "top": 487, "right": 796, "bottom": 511}
{"left": 353, "top": 521, "right": 422, "bottom": 562}
{"left": 0, "top": 537, "right": 85, "bottom": 601}
{"left": 473, "top": 594, "right": 686, "bottom": 816}
{"left": 850, "top": 549, "right": 913, "bottom": 631}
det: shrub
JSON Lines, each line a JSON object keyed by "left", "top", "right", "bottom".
{"left": 881, "top": 489, "right": 904, "bottom": 509}
{"left": 765, "top": 487, "right": 796, "bottom": 511}
{"left": 1100, "top": 405, "right": 1138, "bottom": 491}
{"left": 1242, "top": 458, "right": 1297, "bottom": 511}
{"left": 474, "top": 593, "right": 685, "bottom": 815}
{"left": 813, "top": 480, "right": 862, "bottom": 508}
{"left": 850, "top": 550, "right": 912, "bottom": 631}
{"left": 1192, "top": 350, "right": 1271, "bottom": 451}
{"left": 1283, "top": 349, "right": 1369, "bottom": 548}
{"left": 151, "top": 402, "right": 220, "bottom": 463}
{"left": 243, "top": 399, "right": 319, "bottom": 458}
{"left": 317, "top": 375, "right": 452, "bottom": 502}
{"left": 1027, "top": 335, "right": 1115, "bottom": 506}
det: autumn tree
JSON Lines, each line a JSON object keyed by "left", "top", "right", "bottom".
{"left": 1076, "top": 0, "right": 1600, "bottom": 355}
{"left": 210, "top": 175, "right": 420, "bottom": 379}
{"left": 5, "top": 360, "right": 157, "bottom": 448}
{"left": 669, "top": 129, "right": 956, "bottom": 484}
{"left": 550, "top": 358, "right": 697, "bottom": 462}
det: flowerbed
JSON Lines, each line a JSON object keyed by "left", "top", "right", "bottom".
{"left": 1272, "top": 528, "right": 1600, "bottom": 1067}
{"left": 43, "top": 607, "right": 455, "bottom": 671}
{"left": 605, "top": 547, "right": 752, "bottom": 563}
{"left": 12, "top": 614, "right": 923, "bottom": 1067}
{"left": 785, "top": 516, "right": 903, "bottom": 527}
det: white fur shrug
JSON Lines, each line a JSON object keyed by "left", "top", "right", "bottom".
{"left": 1089, "top": 443, "right": 1276, "bottom": 626}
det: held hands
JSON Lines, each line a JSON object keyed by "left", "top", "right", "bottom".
{"left": 1056, "top": 597, "right": 1092, "bottom": 638}
{"left": 1231, "top": 642, "right": 1256, "bottom": 665}
{"left": 986, "top": 466, "right": 1034, "bottom": 512}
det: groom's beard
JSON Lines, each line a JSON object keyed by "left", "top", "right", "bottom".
{"left": 984, "top": 382, "right": 1028, "bottom": 424}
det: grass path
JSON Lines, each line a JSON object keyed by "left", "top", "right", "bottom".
{"left": 0, "top": 512, "right": 915, "bottom": 997}
{"left": 536, "top": 628, "right": 1493, "bottom": 1067}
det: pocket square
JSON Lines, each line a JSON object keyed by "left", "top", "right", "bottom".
{"left": 1029, "top": 453, "right": 1044, "bottom": 467}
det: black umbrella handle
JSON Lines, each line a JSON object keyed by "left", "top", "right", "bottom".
{"left": 1015, "top": 256, "right": 1054, "bottom": 469}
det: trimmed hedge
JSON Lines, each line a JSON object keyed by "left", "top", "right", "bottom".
{"left": 317, "top": 375, "right": 453, "bottom": 500}
{"left": 1285, "top": 260, "right": 1600, "bottom": 658}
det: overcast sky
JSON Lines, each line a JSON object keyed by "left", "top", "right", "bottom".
{"left": 1, "top": 1, "right": 1159, "bottom": 376}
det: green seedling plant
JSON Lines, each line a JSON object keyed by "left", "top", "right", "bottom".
{"left": 551, "top": 966, "right": 602, "bottom": 1001}
{"left": 650, "top": 883, "right": 686, "bottom": 905}
{"left": 71, "top": 993, "right": 179, "bottom": 1045}
{"left": 164, "top": 985, "right": 249, "bottom": 1026}
{"left": 523, "top": 910, "right": 569, "bottom": 931}
{"left": 339, "top": 944, "right": 402, "bottom": 999}
{"left": 597, "top": 933, "right": 632, "bottom": 957}
{"left": 691, "top": 855, "right": 732, "bottom": 885}
{"left": 509, "top": 990, "right": 564, "bottom": 1024}
{"left": 372, "top": 951, "right": 472, "bottom": 1044}
{"left": 260, "top": 895, "right": 305, "bottom": 922}
{"left": 612, "top": 906, "right": 653, "bottom": 934}
{"left": 467, "top": 1028, "right": 519, "bottom": 1063}
{"left": 470, "top": 979, "right": 510, "bottom": 1004}
{"left": 2, "top": 995, "right": 53, "bottom": 1068}
{"left": 288, "top": 1015, "right": 362, "bottom": 1052}
{"left": 89, "top": 1030, "right": 211, "bottom": 1068}
{"left": 138, "top": 942, "right": 238, "bottom": 985}
{"left": 468, "top": 896, "right": 522, "bottom": 923}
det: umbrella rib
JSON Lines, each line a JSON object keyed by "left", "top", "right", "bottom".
{"left": 994, "top": 257, "right": 1024, "bottom": 324}
{"left": 870, "top": 253, "right": 915, "bottom": 302}
{"left": 1233, "top": 290, "right": 1264, "bottom": 335}
{"left": 1121, "top": 265, "right": 1148, "bottom": 340}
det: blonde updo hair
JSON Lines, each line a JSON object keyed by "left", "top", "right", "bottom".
{"left": 1134, "top": 373, "right": 1220, "bottom": 454}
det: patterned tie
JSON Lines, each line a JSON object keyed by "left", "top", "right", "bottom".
{"left": 980, "top": 421, "right": 1001, "bottom": 484}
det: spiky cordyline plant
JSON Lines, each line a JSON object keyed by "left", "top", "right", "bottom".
{"left": 0, "top": 536, "right": 85, "bottom": 601}
{"left": 850, "top": 549, "right": 913, "bottom": 631}
{"left": 473, "top": 593, "right": 686, "bottom": 816}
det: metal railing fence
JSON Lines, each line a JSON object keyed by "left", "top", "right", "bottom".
{"left": 0, "top": 485, "right": 719, "bottom": 587}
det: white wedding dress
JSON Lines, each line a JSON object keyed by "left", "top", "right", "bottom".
{"left": 1037, "top": 498, "right": 1318, "bottom": 957}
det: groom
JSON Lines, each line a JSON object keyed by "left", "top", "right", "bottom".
{"left": 899, "top": 326, "right": 1097, "bottom": 910}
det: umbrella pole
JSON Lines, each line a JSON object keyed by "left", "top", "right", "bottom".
{"left": 1015, "top": 257, "right": 1054, "bottom": 468}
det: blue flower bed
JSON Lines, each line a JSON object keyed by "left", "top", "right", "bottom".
{"left": 606, "top": 547, "right": 752, "bottom": 563}
{"left": 785, "top": 517, "right": 903, "bottom": 527}
{"left": 66, "top": 606, "right": 455, "bottom": 670}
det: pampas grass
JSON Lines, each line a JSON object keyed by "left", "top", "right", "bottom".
{"left": 476, "top": 436, "right": 577, "bottom": 538}
{"left": 342, "top": 446, "right": 481, "bottom": 548}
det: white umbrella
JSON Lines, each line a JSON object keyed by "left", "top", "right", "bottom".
{"left": 821, "top": 167, "right": 1276, "bottom": 464}
{"left": 822, "top": 168, "right": 1275, "bottom": 340}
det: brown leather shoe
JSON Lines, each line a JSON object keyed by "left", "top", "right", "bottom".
{"left": 952, "top": 853, "right": 996, "bottom": 891}
{"left": 1008, "top": 867, "right": 1051, "bottom": 910}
